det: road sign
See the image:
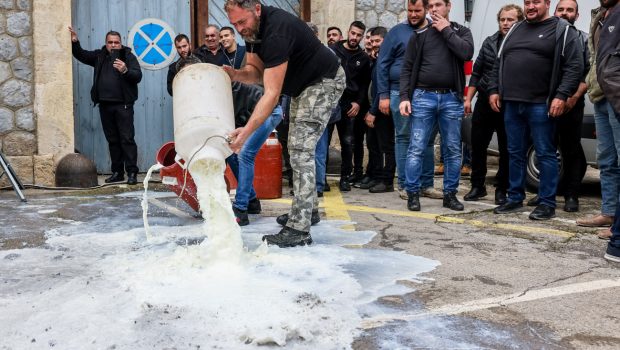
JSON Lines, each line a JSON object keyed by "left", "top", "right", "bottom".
{"left": 128, "top": 18, "right": 176, "bottom": 70}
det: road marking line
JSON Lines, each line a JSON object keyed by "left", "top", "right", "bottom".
{"left": 323, "top": 186, "right": 354, "bottom": 230}
{"left": 148, "top": 198, "right": 195, "bottom": 219}
{"left": 361, "top": 278, "right": 620, "bottom": 329}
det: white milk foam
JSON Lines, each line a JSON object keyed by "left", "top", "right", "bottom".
{"left": 0, "top": 158, "right": 440, "bottom": 349}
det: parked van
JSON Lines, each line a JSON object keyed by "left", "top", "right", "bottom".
{"left": 469, "top": 0, "right": 600, "bottom": 189}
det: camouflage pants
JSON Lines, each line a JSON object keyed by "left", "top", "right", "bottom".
{"left": 286, "top": 67, "right": 345, "bottom": 232}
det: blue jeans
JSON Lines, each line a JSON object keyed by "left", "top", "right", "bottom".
{"left": 390, "top": 90, "right": 435, "bottom": 189}
{"left": 504, "top": 101, "right": 557, "bottom": 207}
{"left": 315, "top": 127, "right": 329, "bottom": 192}
{"left": 227, "top": 105, "right": 283, "bottom": 210}
{"left": 405, "top": 89, "right": 463, "bottom": 193}
{"left": 594, "top": 99, "right": 620, "bottom": 216}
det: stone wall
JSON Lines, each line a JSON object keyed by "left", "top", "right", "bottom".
{"left": 356, "top": 0, "right": 407, "bottom": 30}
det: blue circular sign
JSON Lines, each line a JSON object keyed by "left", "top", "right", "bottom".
{"left": 128, "top": 18, "right": 176, "bottom": 70}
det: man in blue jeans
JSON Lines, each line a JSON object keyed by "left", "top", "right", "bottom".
{"left": 376, "top": 0, "right": 442, "bottom": 201}
{"left": 398, "top": 0, "right": 473, "bottom": 212}
{"left": 488, "top": 0, "right": 583, "bottom": 220}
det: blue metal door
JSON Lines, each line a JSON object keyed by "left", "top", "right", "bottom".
{"left": 71, "top": 0, "right": 191, "bottom": 173}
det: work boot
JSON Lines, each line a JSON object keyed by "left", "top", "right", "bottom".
{"left": 597, "top": 228, "right": 612, "bottom": 240}
{"left": 262, "top": 226, "right": 313, "bottom": 248}
{"left": 127, "top": 173, "right": 138, "bottom": 185}
{"left": 348, "top": 172, "right": 363, "bottom": 185}
{"left": 247, "top": 197, "right": 262, "bottom": 214}
{"left": 443, "top": 192, "right": 464, "bottom": 211}
{"left": 397, "top": 187, "right": 408, "bottom": 200}
{"left": 421, "top": 187, "right": 443, "bottom": 199}
{"left": 494, "top": 201, "right": 523, "bottom": 214}
{"left": 276, "top": 210, "right": 320, "bottom": 226}
{"left": 495, "top": 189, "right": 507, "bottom": 205}
{"left": 464, "top": 186, "right": 487, "bottom": 201}
{"left": 576, "top": 214, "right": 614, "bottom": 227}
{"left": 357, "top": 177, "right": 377, "bottom": 189}
{"left": 232, "top": 206, "right": 249, "bottom": 226}
{"left": 105, "top": 172, "right": 124, "bottom": 183}
{"left": 339, "top": 178, "right": 351, "bottom": 192}
{"left": 407, "top": 191, "right": 421, "bottom": 211}
{"left": 369, "top": 182, "right": 394, "bottom": 193}
{"left": 563, "top": 196, "right": 579, "bottom": 213}
{"left": 529, "top": 204, "right": 555, "bottom": 220}
{"left": 461, "top": 165, "right": 472, "bottom": 176}
{"left": 434, "top": 163, "right": 444, "bottom": 175}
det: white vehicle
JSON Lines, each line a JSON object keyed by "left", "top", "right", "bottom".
{"left": 470, "top": 0, "right": 600, "bottom": 189}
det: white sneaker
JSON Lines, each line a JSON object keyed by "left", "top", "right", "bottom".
{"left": 421, "top": 187, "right": 443, "bottom": 199}
{"left": 397, "top": 187, "right": 408, "bottom": 200}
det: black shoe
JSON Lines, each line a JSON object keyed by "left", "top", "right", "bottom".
{"left": 127, "top": 173, "right": 138, "bottom": 185}
{"left": 324, "top": 180, "right": 331, "bottom": 192}
{"left": 276, "top": 210, "right": 320, "bottom": 226}
{"left": 494, "top": 201, "right": 523, "bottom": 214}
{"left": 464, "top": 187, "right": 487, "bottom": 201}
{"left": 564, "top": 196, "right": 579, "bottom": 212}
{"left": 407, "top": 192, "right": 420, "bottom": 211}
{"left": 262, "top": 226, "right": 313, "bottom": 248}
{"left": 347, "top": 173, "right": 363, "bottom": 185}
{"left": 369, "top": 182, "right": 394, "bottom": 193}
{"left": 527, "top": 195, "right": 540, "bottom": 207}
{"left": 105, "top": 172, "right": 124, "bottom": 183}
{"left": 232, "top": 206, "right": 249, "bottom": 226}
{"left": 354, "top": 176, "right": 373, "bottom": 188}
{"left": 495, "top": 189, "right": 507, "bottom": 205}
{"left": 247, "top": 197, "right": 262, "bottom": 214}
{"left": 339, "top": 179, "right": 351, "bottom": 192}
{"left": 317, "top": 191, "right": 323, "bottom": 198}
{"left": 443, "top": 192, "right": 464, "bottom": 211}
{"left": 529, "top": 204, "right": 556, "bottom": 220}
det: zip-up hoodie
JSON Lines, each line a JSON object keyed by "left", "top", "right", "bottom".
{"left": 72, "top": 41, "right": 142, "bottom": 105}
{"left": 399, "top": 21, "right": 474, "bottom": 103}
{"left": 469, "top": 31, "right": 502, "bottom": 96}
{"left": 331, "top": 40, "right": 371, "bottom": 106}
{"left": 487, "top": 18, "right": 584, "bottom": 104}
{"left": 375, "top": 20, "right": 418, "bottom": 99}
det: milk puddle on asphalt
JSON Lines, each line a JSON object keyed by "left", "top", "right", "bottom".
{"left": 2, "top": 158, "right": 444, "bottom": 349}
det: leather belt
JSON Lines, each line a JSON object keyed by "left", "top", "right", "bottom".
{"left": 419, "top": 88, "right": 454, "bottom": 94}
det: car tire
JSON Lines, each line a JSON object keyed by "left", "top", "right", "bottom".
{"left": 525, "top": 146, "right": 587, "bottom": 191}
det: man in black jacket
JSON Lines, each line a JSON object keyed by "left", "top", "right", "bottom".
{"left": 166, "top": 34, "right": 202, "bottom": 96}
{"left": 69, "top": 26, "right": 143, "bottom": 185}
{"left": 330, "top": 21, "right": 372, "bottom": 191}
{"left": 463, "top": 4, "right": 523, "bottom": 205}
{"left": 398, "top": 0, "right": 474, "bottom": 212}
{"left": 488, "top": 0, "right": 584, "bottom": 220}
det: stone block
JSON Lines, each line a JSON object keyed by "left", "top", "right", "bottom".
{"left": 0, "top": 106, "right": 13, "bottom": 134}
{"left": 357, "top": 0, "right": 375, "bottom": 11}
{"left": 0, "top": 78, "right": 32, "bottom": 107}
{"left": 366, "top": 11, "right": 378, "bottom": 27}
{"left": 0, "top": 61, "right": 11, "bottom": 84}
{"left": 15, "top": 106, "right": 33, "bottom": 131}
{"left": 16, "top": 0, "right": 30, "bottom": 11}
{"left": 5, "top": 155, "right": 33, "bottom": 185}
{"left": 0, "top": 34, "right": 18, "bottom": 61}
{"left": 0, "top": 12, "right": 6, "bottom": 34}
{"left": 17, "top": 36, "right": 31, "bottom": 56}
{"left": 0, "top": 0, "right": 14, "bottom": 10}
{"left": 10, "top": 57, "right": 32, "bottom": 81}
{"left": 6, "top": 11, "right": 31, "bottom": 36}
{"left": 378, "top": 11, "right": 398, "bottom": 28}
{"left": 386, "top": 0, "right": 403, "bottom": 13}
{"left": 2, "top": 130, "right": 35, "bottom": 155}
{"left": 34, "top": 154, "right": 54, "bottom": 186}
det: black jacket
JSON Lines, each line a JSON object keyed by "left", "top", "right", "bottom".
{"left": 71, "top": 41, "right": 142, "bottom": 105}
{"left": 331, "top": 41, "right": 372, "bottom": 106}
{"left": 399, "top": 22, "right": 474, "bottom": 103}
{"left": 469, "top": 31, "right": 502, "bottom": 96}
{"left": 487, "top": 18, "right": 584, "bottom": 104}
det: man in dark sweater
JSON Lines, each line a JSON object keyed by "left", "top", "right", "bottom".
{"left": 463, "top": 4, "right": 523, "bottom": 205}
{"left": 166, "top": 34, "right": 202, "bottom": 96}
{"left": 488, "top": 0, "right": 584, "bottom": 220}
{"left": 330, "top": 21, "right": 372, "bottom": 191}
{"left": 69, "top": 26, "right": 142, "bottom": 185}
{"left": 398, "top": 0, "right": 474, "bottom": 212}
{"left": 196, "top": 24, "right": 227, "bottom": 65}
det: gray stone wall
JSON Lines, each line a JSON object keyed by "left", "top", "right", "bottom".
{"left": 0, "top": 0, "right": 36, "bottom": 184}
{"left": 0, "top": 0, "right": 33, "bottom": 156}
{"left": 356, "top": 0, "right": 406, "bottom": 29}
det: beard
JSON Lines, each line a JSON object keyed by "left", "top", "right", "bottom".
{"left": 348, "top": 39, "right": 359, "bottom": 49}
{"left": 601, "top": 0, "right": 618, "bottom": 8}
{"left": 241, "top": 16, "right": 261, "bottom": 42}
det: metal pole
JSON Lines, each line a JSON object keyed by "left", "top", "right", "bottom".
{"left": 0, "top": 152, "right": 27, "bottom": 202}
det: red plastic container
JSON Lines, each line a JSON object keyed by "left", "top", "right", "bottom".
{"left": 156, "top": 142, "right": 200, "bottom": 212}
{"left": 253, "top": 133, "right": 282, "bottom": 199}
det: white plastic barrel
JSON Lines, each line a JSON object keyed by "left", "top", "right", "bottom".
{"left": 173, "top": 63, "right": 235, "bottom": 163}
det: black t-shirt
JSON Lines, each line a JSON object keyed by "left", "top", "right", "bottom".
{"left": 245, "top": 5, "right": 340, "bottom": 97}
{"left": 417, "top": 28, "right": 456, "bottom": 90}
{"left": 502, "top": 17, "right": 558, "bottom": 103}
{"left": 97, "top": 54, "right": 124, "bottom": 102}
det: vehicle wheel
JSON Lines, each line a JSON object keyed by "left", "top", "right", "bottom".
{"left": 525, "top": 146, "right": 564, "bottom": 191}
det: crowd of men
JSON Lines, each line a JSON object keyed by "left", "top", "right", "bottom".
{"left": 69, "top": 0, "right": 620, "bottom": 260}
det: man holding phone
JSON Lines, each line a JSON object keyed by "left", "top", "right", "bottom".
{"left": 69, "top": 26, "right": 143, "bottom": 185}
